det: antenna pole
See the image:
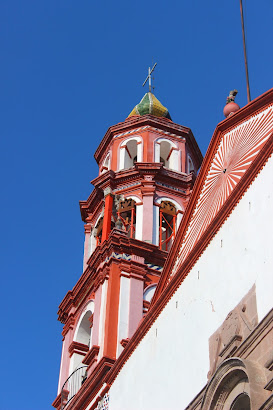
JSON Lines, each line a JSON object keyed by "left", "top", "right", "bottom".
{"left": 239, "top": 0, "right": 251, "bottom": 103}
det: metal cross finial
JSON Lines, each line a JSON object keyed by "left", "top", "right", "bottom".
{"left": 142, "top": 63, "right": 157, "bottom": 93}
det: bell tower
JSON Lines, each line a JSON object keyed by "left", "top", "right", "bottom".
{"left": 53, "top": 92, "right": 203, "bottom": 410}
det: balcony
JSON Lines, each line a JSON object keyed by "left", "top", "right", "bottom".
{"left": 61, "top": 365, "right": 88, "bottom": 409}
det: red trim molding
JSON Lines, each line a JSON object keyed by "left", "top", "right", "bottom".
{"left": 52, "top": 392, "right": 62, "bottom": 410}
{"left": 68, "top": 341, "right": 89, "bottom": 357}
{"left": 120, "top": 338, "right": 130, "bottom": 348}
{"left": 52, "top": 389, "right": 69, "bottom": 410}
{"left": 61, "top": 313, "right": 75, "bottom": 337}
{"left": 65, "top": 356, "right": 115, "bottom": 410}
{"left": 94, "top": 115, "right": 202, "bottom": 167}
{"left": 82, "top": 345, "right": 100, "bottom": 369}
{"left": 58, "top": 232, "right": 167, "bottom": 323}
{"left": 90, "top": 385, "right": 110, "bottom": 410}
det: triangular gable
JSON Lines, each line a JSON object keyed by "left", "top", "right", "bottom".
{"left": 153, "top": 88, "right": 273, "bottom": 303}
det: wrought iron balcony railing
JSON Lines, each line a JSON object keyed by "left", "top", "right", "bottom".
{"left": 61, "top": 365, "right": 88, "bottom": 409}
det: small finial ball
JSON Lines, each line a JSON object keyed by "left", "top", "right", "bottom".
{"left": 223, "top": 89, "right": 240, "bottom": 118}
{"left": 223, "top": 102, "right": 240, "bottom": 118}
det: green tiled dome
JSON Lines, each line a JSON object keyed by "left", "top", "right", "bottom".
{"left": 128, "top": 92, "right": 172, "bottom": 120}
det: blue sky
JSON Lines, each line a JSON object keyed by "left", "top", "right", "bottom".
{"left": 0, "top": 1, "right": 272, "bottom": 409}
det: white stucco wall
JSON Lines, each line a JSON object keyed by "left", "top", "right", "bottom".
{"left": 108, "top": 154, "right": 273, "bottom": 409}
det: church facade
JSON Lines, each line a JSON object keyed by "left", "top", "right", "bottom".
{"left": 53, "top": 88, "right": 273, "bottom": 410}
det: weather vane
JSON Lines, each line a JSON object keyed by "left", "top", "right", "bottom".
{"left": 142, "top": 62, "right": 157, "bottom": 93}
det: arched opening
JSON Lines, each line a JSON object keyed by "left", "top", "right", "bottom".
{"left": 155, "top": 138, "right": 179, "bottom": 171}
{"left": 202, "top": 358, "right": 268, "bottom": 410}
{"left": 117, "top": 198, "right": 136, "bottom": 239}
{"left": 143, "top": 284, "right": 157, "bottom": 303}
{"left": 188, "top": 155, "right": 195, "bottom": 173}
{"left": 70, "top": 306, "right": 94, "bottom": 372}
{"left": 119, "top": 137, "right": 143, "bottom": 170}
{"left": 124, "top": 139, "right": 137, "bottom": 168}
{"left": 159, "top": 201, "right": 177, "bottom": 251}
{"left": 75, "top": 311, "right": 93, "bottom": 347}
{"left": 143, "top": 284, "right": 157, "bottom": 315}
{"left": 65, "top": 306, "right": 94, "bottom": 406}
{"left": 94, "top": 217, "right": 103, "bottom": 247}
{"left": 160, "top": 140, "right": 172, "bottom": 168}
{"left": 209, "top": 373, "right": 249, "bottom": 410}
{"left": 160, "top": 156, "right": 166, "bottom": 165}
{"left": 101, "top": 153, "right": 110, "bottom": 174}
{"left": 231, "top": 393, "right": 251, "bottom": 410}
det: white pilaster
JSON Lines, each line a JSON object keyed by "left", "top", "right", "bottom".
{"left": 116, "top": 274, "right": 130, "bottom": 357}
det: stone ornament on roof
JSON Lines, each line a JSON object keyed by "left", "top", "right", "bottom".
{"left": 224, "top": 89, "right": 240, "bottom": 118}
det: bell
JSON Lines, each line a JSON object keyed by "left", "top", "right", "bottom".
{"left": 115, "top": 218, "right": 123, "bottom": 230}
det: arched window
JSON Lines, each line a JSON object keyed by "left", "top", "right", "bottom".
{"left": 143, "top": 284, "right": 157, "bottom": 303}
{"left": 94, "top": 217, "right": 103, "bottom": 246}
{"left": 143, "top": 284, "right": 157, "bottom": 315}
{"left": 125, "top": 140, "right": 137, "bottom": 168}
{"left": 160, "top": 140, "right": 172, "bottom": 168}
{"left": 159, "top": 201, "right": 177, "bottom": 251}
{"left": 200, "top": 358, "right": 268, "bottom": 410}
{"left": 231, "top": 393, "right": 250, "bottom": 410}
{"left": 119, "top": 137, "right": 142, "bottom": 170}
{"left": 188, "top": 155, "right": 195, "bottom": 173}
{"left": 75, "top": 311, "right": 93, "bottom": 347}
{"left": 101, "top": 153, "right": 110, "bottom": 174}
{"left": 117, "top": 198, "right": 136, "bottom": 239}
{"left": 66, "top": 304, "right": 94, "bottom": 405}
{"left": 154, "top": 138, "right": 179, "bottom": 171}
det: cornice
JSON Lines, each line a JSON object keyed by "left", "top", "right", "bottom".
{"left": 90, "top": 386, "right": 110, "bottom": 410}
{"left": 65, "top": 356, "right": 115, "bottom": 410}
{"left": 52, "top": 391, "right": 62, "bottom": 409}
{"left": 120, "top": 338, "right": 130, "bottom": 349}
{"left": 68, "top": 341, "right": 89, "bottom": 357}
{"left": 91, "top": 164, "right": 193, "bottom": 190}
{"left": 61, "top": 313, "right": 75, "bottom": 336}
{"left": 82, "top": 345, "right": 100, "bottom": 368}
{"left": 57, "top": 231, "right": 167, "bottom": 323}
{"left": 80, "top": 188, "right": 104, "bottom": 222}
{"left": 58, "top": 292, "right": 74, "bottom": 324}
{"left": 235, "top": 308, "right": 273, "bottom": 359}
{"left": 91, "top": 169, "right": 140, "bottom": 192}
{"left": 259, "top": 395, "right": 273, "bottom": 410}
{"left": 94, "top": 114, "right": 199, "bottom": 164}
{"left": 186, "top": 129, "right": 203, "bottom": 167}
{"left": 80, "top": 165, "right": 195, "bottom": 222}
{"left": 134, "top": 162, "right": 163, "bottom": 174}
{"left": 90, "top": 170, "right": 116, "bottom": 191}
{"left": 119, "top": 260, "right": 147, "bottom": 280}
